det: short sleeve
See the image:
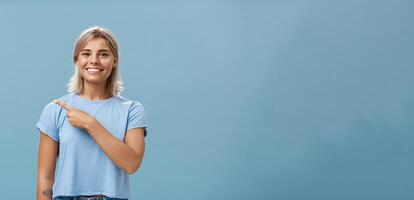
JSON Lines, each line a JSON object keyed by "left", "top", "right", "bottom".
{"left": 126, "top": 101, "right": 148, "bottom": 137}
{"left": 36, "top": 102, "right": 60, "bottom": 141}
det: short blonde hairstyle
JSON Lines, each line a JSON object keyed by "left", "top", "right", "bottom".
{"left": 67, "top": 26, "right": 123, "bottom": 96}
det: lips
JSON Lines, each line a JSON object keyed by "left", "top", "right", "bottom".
{"left": 85, "top": 67, "right": 104, "bottom": 75}
{"left": 86, "top": 67, "right": 103, "bottom": 72}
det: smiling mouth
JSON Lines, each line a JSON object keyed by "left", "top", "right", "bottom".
{"left": 86, "top": 68, "right": 104, "bottom": 72}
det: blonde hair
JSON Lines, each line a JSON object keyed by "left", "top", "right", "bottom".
{"left": 67, "top": 26, "right": 123, "bottom": 96}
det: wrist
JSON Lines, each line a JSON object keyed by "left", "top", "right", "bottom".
{"left": 85, "top": 116, "right": 97, "bottom": 132}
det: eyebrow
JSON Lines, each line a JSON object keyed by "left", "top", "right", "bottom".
{"left": 80, "top": 49, "right": 111, "bottom": 52}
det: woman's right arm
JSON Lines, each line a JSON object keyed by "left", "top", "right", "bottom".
{"left": 37, "top": 132, "right": 58, "bottom": 200}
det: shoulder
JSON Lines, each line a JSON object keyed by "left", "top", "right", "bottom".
{"left": 114, "top": 95, "right": 145, "bottom": 108}
{"left": 41, "top": 93, "right": 73, "bottom": 112}
{"left": 38, "top": 93, "right": 74, "bottom": 126}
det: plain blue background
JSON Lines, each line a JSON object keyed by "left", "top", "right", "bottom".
{"left": 0, "top": 0, "right": 413, "bottom": 199}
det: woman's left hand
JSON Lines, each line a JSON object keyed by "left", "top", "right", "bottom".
{"left": 54, "top": 100, "right": 95, "bottom": 130}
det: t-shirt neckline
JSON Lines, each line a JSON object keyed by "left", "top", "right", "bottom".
{"left": 73, "top": 93, "right": 116, "bottom": 104}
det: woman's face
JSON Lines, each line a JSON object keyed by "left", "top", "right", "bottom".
{"left": 76, "top": 37, "right": 117, "bottom": 85}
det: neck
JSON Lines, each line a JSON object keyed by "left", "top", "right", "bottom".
{"left": 80, "top": 82, "right": 111, "bottom": 101}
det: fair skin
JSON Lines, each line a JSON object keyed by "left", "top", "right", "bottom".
{"left": 37, "top": 38, "right": 145, "bottom": 200}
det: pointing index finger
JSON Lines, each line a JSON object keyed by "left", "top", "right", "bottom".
{"left": 54, "top": 100, "right": 72, "bottom": 111}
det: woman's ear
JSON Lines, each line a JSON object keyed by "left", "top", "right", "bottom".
{"left": 74, "top": 57, "right": 79, "bottom": 66}
{"left": 113, "top": 59, "right": 117, "bottom": 68}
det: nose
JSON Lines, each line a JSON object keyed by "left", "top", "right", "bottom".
{"left": 89, "top": 53, "right": 99, "bottom": 64}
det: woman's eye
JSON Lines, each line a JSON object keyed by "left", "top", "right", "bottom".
{"left": 100, "top": 53, "right": 110, "bottom": 57}
{"left": 81, "top": 52, "right": 90, "bottom": 56}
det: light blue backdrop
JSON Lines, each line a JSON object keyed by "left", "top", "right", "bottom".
{"left": 0, "top": 1, "right": 413, "bottom": 199}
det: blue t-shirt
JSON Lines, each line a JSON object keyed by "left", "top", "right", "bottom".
{"left": 36, "top": 93, "right": 147, "bottom": 199}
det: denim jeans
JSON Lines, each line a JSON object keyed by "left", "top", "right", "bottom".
{"left": 53, "top": 196, "right": 127, "bottom": 200}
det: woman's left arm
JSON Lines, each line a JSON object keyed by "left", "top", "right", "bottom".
{"left": 87, "top": 120, "right": 145, "bottom": 174}
{"left": 54, "top": 100, "right": 145, "bottom": 174}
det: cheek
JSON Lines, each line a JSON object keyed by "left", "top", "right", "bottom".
{"left": 76, "top": 59, "right": 87, "bottom": 67}
{"left": 103, "top": 60, "right": 115, "bottom": 69}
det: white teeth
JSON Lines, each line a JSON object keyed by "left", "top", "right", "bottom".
{"left": 87, "top": 68, "right": 100, "bottom": 72}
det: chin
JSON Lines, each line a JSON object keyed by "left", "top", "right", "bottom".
{"left": 83, "top": 77, "right": 107, "bottom": 84}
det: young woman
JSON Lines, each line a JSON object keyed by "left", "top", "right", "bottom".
{"left": 36, "top": 26, "right": 147, "bottom": 200}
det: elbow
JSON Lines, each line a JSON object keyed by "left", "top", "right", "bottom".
{"left": 125, "top": 168, "right": 137, "bottom": 175}
{"left": 124, "top": 158, "right": 143, "bottom": 175}
{"left": 124, "top": 163, "right": 140, "bottom": 175}
{"left": 123, "top": 150, "right": 144, "bottom": 175}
